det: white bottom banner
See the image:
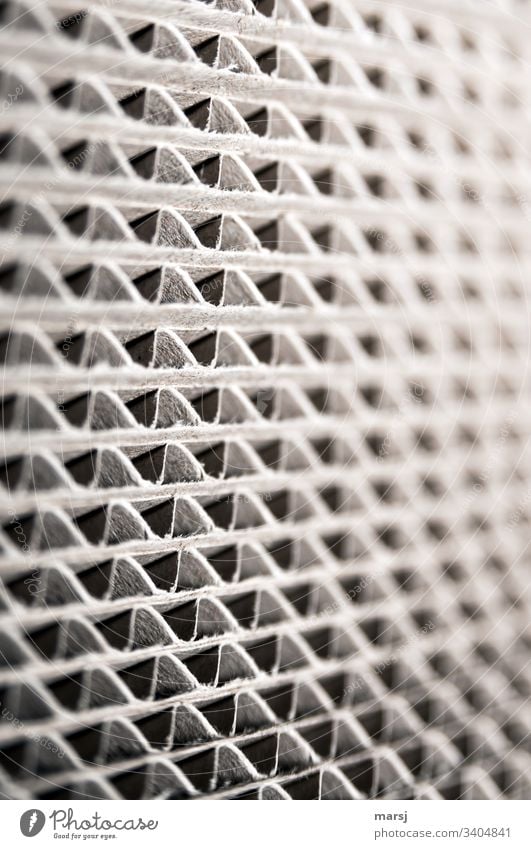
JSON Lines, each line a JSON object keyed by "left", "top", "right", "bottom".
{"left": 2, "top": 800, "right": 531, "bottom": 849}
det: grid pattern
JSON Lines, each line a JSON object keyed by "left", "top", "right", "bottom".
{"left": 0, "top": 0, "right": 531, "bottom": 800}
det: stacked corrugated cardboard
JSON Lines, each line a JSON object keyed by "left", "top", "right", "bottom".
{"left": 0, "top": 0, "right": 530, "bottom": 800}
